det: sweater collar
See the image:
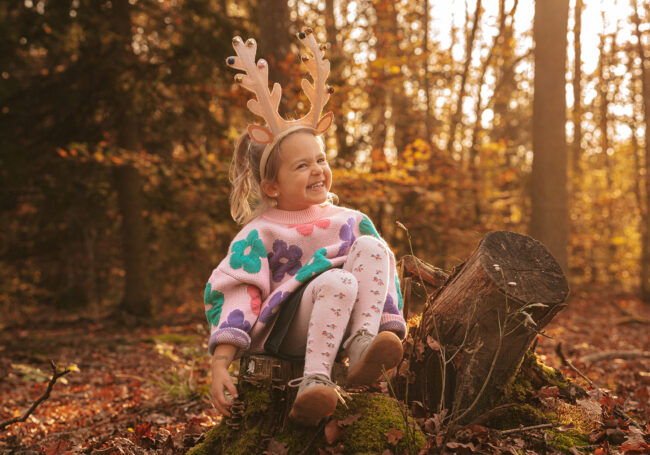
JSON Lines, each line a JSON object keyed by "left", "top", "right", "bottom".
{"left": 261, "top": 203, "right": 333, "bottom": 225}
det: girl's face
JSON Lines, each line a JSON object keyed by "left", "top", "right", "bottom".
{"left": 263, "top": 132, "right": 332, "bottom": 211}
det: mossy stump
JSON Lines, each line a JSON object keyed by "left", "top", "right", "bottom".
{"left": 399, "top": 230, "right": 570, "bottom": 424}
{"left": 187, "top": 356, "right": 426, "bottom": 455}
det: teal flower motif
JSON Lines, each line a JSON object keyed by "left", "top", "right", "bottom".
{"left": 204, "top": 282, "right": 225, "bottom": 326}
{"left": 395, "top": 275, "right": 403, "bottom": 311}
{"left": 230, "top": 229, "right": 266, "bottom": 274}
{"left": 359, "top": 215, "right": 380, "bottom": 239}
{"left": 296, "top": 248, "right": 332, "bottom": 282}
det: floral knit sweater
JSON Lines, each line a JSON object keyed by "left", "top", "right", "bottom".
{"left": 204, "top": 203, "right": 407, "bottom": 357}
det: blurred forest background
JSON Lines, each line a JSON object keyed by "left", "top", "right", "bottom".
{"left": 2, "top": 0, "right": 650, "bottom": 319}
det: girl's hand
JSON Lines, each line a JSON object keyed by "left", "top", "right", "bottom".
{"left": 210, "top": 345, "right": 238, "bottom": 417}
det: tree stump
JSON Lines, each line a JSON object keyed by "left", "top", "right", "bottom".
{"left": 188, "top": 355, "right": 425, "bottom": 454}
{"left": 400, "top": 230, "right": 569, "bottom": 424}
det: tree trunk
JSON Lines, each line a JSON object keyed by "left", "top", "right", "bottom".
{"left": 402, "top": 231, "right": 569, "bottom": 424}
{"left": 446, "top": 0, "right": 482, "bottom": 162}
{"left": 631, "top": 0, "right": 650, "bottom": 303}
{"left": 571, "top": 0, "right": 583, "bottom": 176}
{"left": 530, "top": 0, "right": 569, "bottom": 275}
{"left": 468, "top": 0, "right": 512, "bottom": 225}
{"left": 324, "top": 0, "right": 354, "bottom": 163}
{"left": 114, "top": 165, "right": 151, "bottom": 316}
{"left": 422, "top": 0, "right": 433, "bottom": 145}
{"left": 257, "top": 0, "right": 291, "bottom": 88}
{"left": 112, "top": 0, "right": 151, "bottom": 317}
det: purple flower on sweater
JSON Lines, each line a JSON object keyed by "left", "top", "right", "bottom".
{"left": 267, "top": 239, "right": 303, "bottom": 282}
{"left": 219, "top": 309, "right": 251, "bottom": 332}
{"left": 337, "top": 217, "right": 356, "bottom": 256}
{"left": 259, "top": 291, "right": 290, "bottom": 323}
{"left": 383, "top": 294, "right": 401, "bottom": 315}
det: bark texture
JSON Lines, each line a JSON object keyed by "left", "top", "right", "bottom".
{"left": 403, "top": 231, "right": 569, "bottom": 423}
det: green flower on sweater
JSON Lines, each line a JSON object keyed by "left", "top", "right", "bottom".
{"left": 230, "top": 229, "right": 266, "bottom": 274}
{"left": 359, "top": 215, "right": 380, "bottom": 239}
{"left": 204, "top": 283, "right": 225, "bottom": 326}
{"left": 395, "top": 275, "right": 403, "bottom": 311}
{"left": 296, "top": 248, "right": 332, "bottom": 282}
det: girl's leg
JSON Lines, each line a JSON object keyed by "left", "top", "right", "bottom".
{"left": 280, "top": 268, "right": 358, "bottom": 377}
{"left": 284, "top": 269, "right": 358, "bottom": 426}
{"left": 341, "top": 236, "right": 403, "bottom": 386}
{"left": 343, "top": 235, "right": 391, "bottom": 336}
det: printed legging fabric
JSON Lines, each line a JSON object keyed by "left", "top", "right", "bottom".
{"left": 278, "top": 236, "right": 391, "bottom": 378}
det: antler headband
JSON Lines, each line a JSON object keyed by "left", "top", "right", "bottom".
{"left": 226, "top": 28, "right": 334, "bottom": 181}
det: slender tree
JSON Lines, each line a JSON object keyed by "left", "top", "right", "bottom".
{"left": 446, "top": 0, "right": 482, "bottom": 162}
{"left": 571, "top": 0, "right": 584, "bottom": 175}
{"left": 631, "top": 0, "right": 650, "bottom": 302}
{"left": 530, "top": 0, "right": 570, "bottom": 274}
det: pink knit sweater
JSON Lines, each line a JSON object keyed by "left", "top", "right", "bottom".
{"left": 204, "top": 203, "right": 407, "bottom": 356}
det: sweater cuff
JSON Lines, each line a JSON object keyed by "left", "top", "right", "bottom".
{"left": 379, "top": 314, "right": 407, "bottom": 340}
{"left": 208, "top": 328, "right": 251, "bottom": 356}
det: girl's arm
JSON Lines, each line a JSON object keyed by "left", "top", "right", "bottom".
{"left": 210, "top": 343, "right": 238, "bottom": 417}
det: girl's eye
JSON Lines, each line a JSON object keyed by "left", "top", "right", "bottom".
{"left": 318, "top": 157, "right": 327, "bottom": 163}
{"left": 296, "top": 163, "right": 307, "bottom": 170}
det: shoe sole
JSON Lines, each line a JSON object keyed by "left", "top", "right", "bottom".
{"left": 346, "top": 331, "right": 403, "bottom": 387}
{"left": 289, "top": 385, "right": 338, "bottom": 426}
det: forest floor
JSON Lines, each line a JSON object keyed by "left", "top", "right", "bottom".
{"left": 0, "top": 291, "right": 649, "bottom": 454}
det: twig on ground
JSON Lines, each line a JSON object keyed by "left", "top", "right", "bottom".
{"left": 608, "top": 300, "right": 650, "bottom": 325}
{"left": 500, "top": 423, "right": 555, "bottom": 435}
{"left": 468, "top": 403, "right": 517, "bottom": 426}
{"left": 296, "top": 418, "right": 328, "bottom": 455}
{"left": 0, "top": 361, "right": 72, "bottom": 431}
{"left": 579, "top": 351, "right": 650, "bottom": 364}
{"left": 555, "top": 343, "right": 598, "bottom": 389}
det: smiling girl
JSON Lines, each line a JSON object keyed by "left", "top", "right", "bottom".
{"left": 204, "top": 31, "right": 407, "bottom": 427}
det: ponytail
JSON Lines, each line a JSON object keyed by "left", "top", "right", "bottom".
{"left": 229, "top": 132, "right": 254, "bottom": 224}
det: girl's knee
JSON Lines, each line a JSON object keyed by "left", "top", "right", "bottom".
{"left": 312, "top": 269, "right": 358, "bottom": 300}
{"left": 350, "top": 235, "right": 387, "bottom": 256}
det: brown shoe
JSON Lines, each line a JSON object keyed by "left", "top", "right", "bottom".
{"left": 288, "top": 374, "right": 340, "bottom": 426}
{"left": 344, "top": 330, "right": 403, "bottom": 387}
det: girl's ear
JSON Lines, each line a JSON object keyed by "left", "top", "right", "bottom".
{"left": 260, "top": 179, "right": 279, "bottom": 199}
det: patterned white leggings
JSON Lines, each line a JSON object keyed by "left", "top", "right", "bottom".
{"left": 278, "top": 236, "right": 391, "bottom": 378}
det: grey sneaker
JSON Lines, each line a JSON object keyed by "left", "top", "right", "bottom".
{"left": 343, "top": 329, "right": 403, "bottom": 387}
{"left": 287, "top": 374, "right": 345, "bottom": 426}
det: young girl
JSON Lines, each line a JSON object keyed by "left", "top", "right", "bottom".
{"left": 205, "top": 30, "right": 407, "bottom": 427}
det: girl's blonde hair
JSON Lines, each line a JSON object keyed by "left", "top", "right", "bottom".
{"left": 229, "top": 128, "right": 336, "bottom": 224}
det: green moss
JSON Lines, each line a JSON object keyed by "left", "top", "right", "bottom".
{"left": 186, "top": 424, "right": 228, "bottom": 455}
{"left": 484, "top": 403, "right": 549, "bottom": 430}
{"left": 241, "top": 384, "right": 271, "bottom": 415}
{"left": 545, "top": 428, "right": 591, "bottom": 453}
{"left": 333, "top": 393, "right": 426, "bottom": 454}
{"left": 187, "top": 389, "right": 426, "bottom": 455}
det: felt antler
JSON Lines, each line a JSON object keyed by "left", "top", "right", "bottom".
{"left": 226, "top": 28, "right": 334, "bottom": 179}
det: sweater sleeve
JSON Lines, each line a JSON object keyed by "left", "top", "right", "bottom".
{"left": 356, "top": 212, "right": 408, "bottom": 339}
{"left": 204, "top": 227, "right": 270, "bottom": 356}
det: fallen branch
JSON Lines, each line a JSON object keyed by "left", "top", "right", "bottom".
{"left": 555, "top": 343, "right": 598, "bottom": 389}
{"left": 468, "top": 403, "right": 517, "bottom": 426}
{"left": 0, "top": 361, "right": 72, "bottom": 431}
{"left": 500, "top": 423, "right": 555, "bottom": 435}
{"left": 579, "top": 351, "right": 650, "bottom": 364}
{"left": 609, "top": 301, "right": 650, "bottom": 325}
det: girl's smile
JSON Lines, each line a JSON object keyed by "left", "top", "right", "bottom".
{"left": 262, "top": 132, "right": 332, "bottom": 211}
